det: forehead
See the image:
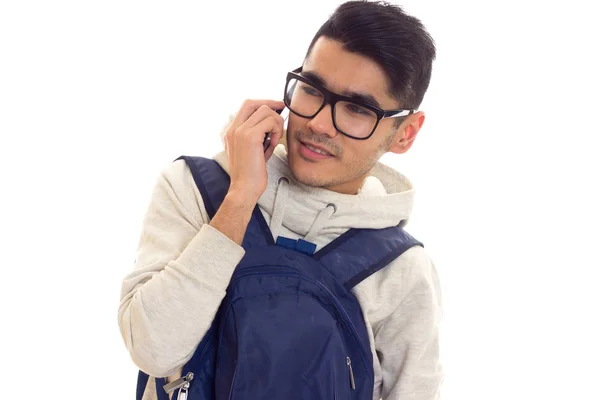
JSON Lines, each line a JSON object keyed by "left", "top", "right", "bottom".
{"left": 303, "top": 37, "right": 396, "bottom": 108}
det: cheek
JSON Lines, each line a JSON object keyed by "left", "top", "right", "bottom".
{"left": 339, "top": 141, "right": 379, "bottom": 165}
{"left": 287, "top": 115, "right": 304, "bottom": 133}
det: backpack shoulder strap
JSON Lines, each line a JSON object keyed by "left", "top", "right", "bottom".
{"left": 313, "top": 226, "right": 423, "bottom": 290}
{"left": 174, "top": 155, "right": 274, "bottom": 248}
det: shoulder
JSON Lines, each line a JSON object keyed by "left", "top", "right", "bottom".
{"left": 151, "top": 157, "right": 209, "bottom": 225}
{"left": 353, "top": 242, "right": 441, "bottom": 324}
{"left": 160, "top": 157, "right": 193, "bottom": 185}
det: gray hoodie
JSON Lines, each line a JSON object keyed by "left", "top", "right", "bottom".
{"left": 118, "top": 138, "right": 444, "bottom": 400}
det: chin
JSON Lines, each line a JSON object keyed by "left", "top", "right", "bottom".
{"left": 286, "top": 132, "right": 342, "bottom": 187}
{"left": 287, "top": 153, "right": 325, "bottom": 187}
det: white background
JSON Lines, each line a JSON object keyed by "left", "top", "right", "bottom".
{"left": 1, "top": 0, "right": 599, "bottom": 399}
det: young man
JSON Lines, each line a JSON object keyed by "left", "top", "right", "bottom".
{"left": 118, "top": 1, "right": 443, "bottom": 399}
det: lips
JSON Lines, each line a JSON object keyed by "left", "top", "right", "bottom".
{"left": 300, "top": 141, "right": 333, "bottom": 157}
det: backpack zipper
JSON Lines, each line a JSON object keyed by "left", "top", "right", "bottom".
{"left": 163, "top": 372, "right": 194, "bottom": 400}
{"left": 177, "top": 384, "right": 190, "bottom": 400}
{"left": 346, "top": 357, "right": 356, "bottom": 390}
{"left": 162, "top": 326, "right": 215, "bottom": 400}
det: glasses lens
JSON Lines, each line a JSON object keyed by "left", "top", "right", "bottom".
{"left": 334, "top": 101, "right": 378, "bottom": 139}
{"left": 285, "top": 77, "right": 378, "bottom": 139}
{"left": 285, "top": 78, "right": 325, "bottom": 117}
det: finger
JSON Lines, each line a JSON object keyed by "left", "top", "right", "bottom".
{"left": 230, "top": 99, "right": 285, "bottom": 132}
{"left": 249, "top": 117, "right": 283, "bottom": 149}
{"left": 263, "top": 131, "right": 283, "bottom": 160}
{"left": 264, "top": 142, "right": 276, "bottom": 161}
{"left": 265, "top": 107, "right": 289, "bottom": 153}
{"left": 236, "top": 105, "right": 284, "bottom": 138}
{"left": 265, "top": 119, "right": 285, "bottom": 152}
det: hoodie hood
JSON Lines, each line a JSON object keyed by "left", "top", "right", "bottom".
{"left": 214, "top": 116, "right": 415, "bottom": 244}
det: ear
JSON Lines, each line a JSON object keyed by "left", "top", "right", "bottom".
{"left": 388, "top": 111, "right": 425, "bottom": 154}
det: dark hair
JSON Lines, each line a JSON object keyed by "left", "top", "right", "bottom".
{"left": 305, "top": 0, "right": 436, "bottom": 125}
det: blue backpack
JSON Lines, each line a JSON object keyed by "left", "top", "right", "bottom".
{"left": 136, "top": 155, "right": 422, "bottom": 400}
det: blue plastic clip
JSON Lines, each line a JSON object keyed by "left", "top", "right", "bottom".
{"left": 275, "top": 236, "right": 317, "bottom": 256}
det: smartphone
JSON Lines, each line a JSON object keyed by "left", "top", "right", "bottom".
{"left": 263, "top": 107, "right": 290, "bottom": 152}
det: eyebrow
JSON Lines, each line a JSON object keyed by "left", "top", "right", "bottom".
{"left": 301, "top": 70, "right": 383, "bottom": 109}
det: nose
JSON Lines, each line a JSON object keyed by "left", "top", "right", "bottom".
{"left": 306, "top": 104, "right": 338, "bottom": 138}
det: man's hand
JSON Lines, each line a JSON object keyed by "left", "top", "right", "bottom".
{"left": 210, "top": 99, "right": 285, "bottom": 245}
{"left": 223, "top": 99, "right": 286, "bottom": 204}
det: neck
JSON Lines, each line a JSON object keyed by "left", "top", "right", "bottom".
{"left": 322, "top": 175, "right": 367, "bottom": 195}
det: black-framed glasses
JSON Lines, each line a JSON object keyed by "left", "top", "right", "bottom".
{"left": 283, "top": 67, "right": 415, "bottom": 140}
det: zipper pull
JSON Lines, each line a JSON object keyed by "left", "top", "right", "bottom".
{"left": 163, "top": 372, "right": 194, "bottom": 397}
{"left": 346, "top": 357, "right": 356, "bottom": 390}
{"left": 178, "top": 385, "right": 189, "bottom": 400}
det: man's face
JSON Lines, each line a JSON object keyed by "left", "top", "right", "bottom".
{"left": 284, "top": 37, "right": 417, "bottom": 194}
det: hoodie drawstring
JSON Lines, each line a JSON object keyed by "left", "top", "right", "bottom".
{"left": 269, "top": 177, "right": 336, "bottom": 251}
{"left": 270, "top": 177, "right": 290, "bottom": 240}
{"left": 304, "top": 203, "right": 336, "bottom": 243}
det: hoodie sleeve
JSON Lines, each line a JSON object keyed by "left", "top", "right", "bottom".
{"left": 117, "top": 159, "right": 246, "bottom": 378}
{"left": 374, "top": 247, "right": 445, "bottom": 400}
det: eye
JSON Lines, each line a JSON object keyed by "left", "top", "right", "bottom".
{"left": 345, "top": 103, "right": 370, "bottom": 115}
{"left": 301, "top": 86, "right": 321, "bottom": 97}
